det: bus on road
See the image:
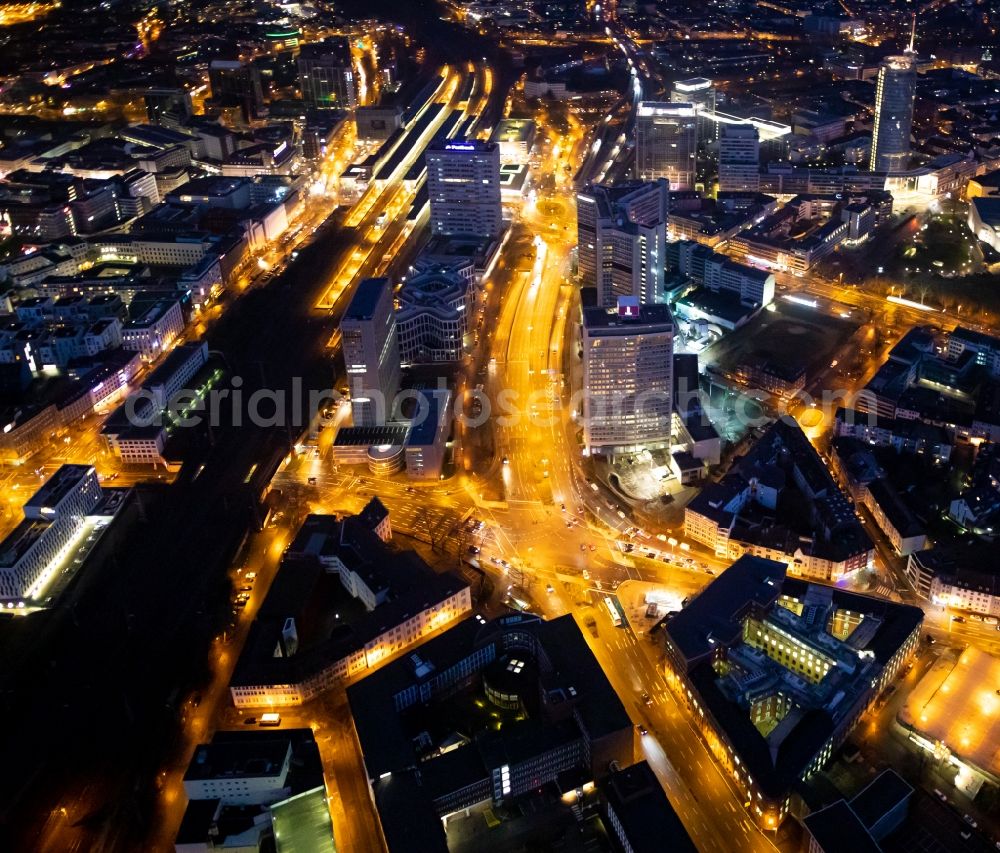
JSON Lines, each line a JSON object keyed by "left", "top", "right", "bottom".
{"left": 604, "top": 596, "right": 623, "bottom": 628}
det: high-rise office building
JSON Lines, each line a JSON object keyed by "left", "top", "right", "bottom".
{"left": 340, "top": 278, "right": 401, "bottom": 427}
{"left": 144, "top": 88, "right": 192, "bottom": 128}
{"left": 635, "top": 102, "right": 697, "bottom": 190}
{"left": 718, "top": 123, "right": 760, "bottom": 192}
{"left": 209, "top": 60, "right": 264, "bottom": 122}
{"left": 581, "top": 297, "right": 674, "bottom": 456}
{"left": 576, "top": 181, "right": 668, "bottom": 307}
{"left": 426, "top": 139, "right": 502, "bottom": 238}
{"left": 297, "top": 37, "right": 358, "bottom": 110}
{"left": 869, "top": 54, "right": 916, "bottom": 173}
{"left": 671, "top": 78, "right": 716, "bottom": 144}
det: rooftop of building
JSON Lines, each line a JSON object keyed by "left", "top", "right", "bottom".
{"left": 184, "top": 736, "right": 290, "bottom": 783}
{"left": 666, "top": 555, "right": 787, "bottom": 662}
{"left": 298, "top": 35, "right": 352, "bottom": 62}
{"left": 342, "top": 277, "right": 389, "bottom": 322}
{"left": 673, "top": 76, "right": 714, "bottom": 91}
{"left": 582, "top": 302, "right": 674, "bottom": 332}
{"left": 675, "top": 286, "right": 760, "bottom": 325}
{"left": 427, "top": 137, "right": 498, "bottom": 154}
{"left": 804, "top": 798, "right": 882, "bottom": 853}
{"left": 972, "top": 168, "right": 1000, "bottom": 190}
{"left": 144, "top": 341, "right": 207, "bottom": 390}
{"left": 168, "top": 176, "right": 249, "bottom": 199}
{"left": 398, "top": 267, "right": 469, "bottom": 307}
{"left": 406, "top": 389, "right": 450, "bottom": 447}
{"left": 668, "top": 200, "right": 772, "bottom": 237}
{"left": 332, "top": 424, "right": 410, "bottom": 448}
{"left": 637, "top": 100, "right": 696, "bottom": 117}
{"left": 419, "top": 232, "right": 497, "bottom": 265}
{"left": 125, "top": 297, "right": 178, "bottom": 329}
{"left": 370, "top": 771, "right": 448, "bottom": 853}
{"left": 849, "top": 768, "right": 913, "bottom": 832}
{"left": 489, "top": 118, "right": 536, "bottom": 144}
{"left": 908, "top": 540, "right": 1000, "bottom": 591}
{"left": 950, "top": 325, "right": 1000, "bottom": 350}
{"left": 865, "top": 478, "right": 924, "bottom": 538}
{"left": 971, "top": 196, "right": 1000, "bottom": 225}
{"left": 230, "top": 509, "right": 468, "bottom": 691}
{"left": 603, "top": 761, "right": 698, "bottom": 853}
{"left": 688, "top": 418, "right": 871, "bottom": 564}
{"left": 269, "top": 785, "right": 336, "bottom": 853}
{"left": 348, "top": 612, "right": 632, "bottom": 781}
{"left": 665, "top": 556, "right": 923, "bottom": 800}
{"left": 177, "top": 729, "right": 328, "bottom": 849}
{"left": 23, "top": 463, "right": 94, "bottom": 512}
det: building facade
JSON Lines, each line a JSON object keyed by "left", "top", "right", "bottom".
{"left": 576, "top": 181, "right": 668, "bottom": 307}
{"left": 426, "top": 139, "right": 502, "bottom": 239}
{"left": 582, "top": 298, "right": 674, "bottom": 455}
{"left": 0, "top": 465, "right": 103, "bottom": 600}
{"left": 718, "top": 123, "right": 761, "bottom": 192}
{"left": 297, "top": 37, "right": 358, "bottom": 110}
{"left": 396, "top": 268, "right": 471, "bottom": 363}
{"left": 635, "top": 102, "right": 697, "bottom": 190}
{"left": 340, "top": 278, "right": 401, "bottom": 427}
{"left": 869, "top": 55, "right": 916, "bottom": 173}
{"left": 671, "top": 77, "right": 717, "bottom": 144}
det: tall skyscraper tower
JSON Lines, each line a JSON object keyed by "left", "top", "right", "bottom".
{"left": 635, "top": 102, "right": 697, "bottom": 189}
{"left": 144, "top": 88, "right": 192, "bottom": 127}
{"left": 869, "top": 39, "right": 916, "bottom": 173}
{"left": 671, "top": 78, "right": 717, "bottom": 144}
{"left": 209, "top": 60, "right": 265, "bottom": 123}
{"left": 577, "top": 181, "right": 668, "bottom": 307}
{"left": 297, "top": 37, "right": 358, "bottom": 110}
{"left": 426, "top": 139, "right": 502, "bottom": 238}
{"left": 582, "top": 297, "right": 674, "bottom": 456}
{"left": 718, "top": 123, "right": 760, "bottom": 192}
{"left": 340, "top": 278, "right": 401, "bottom": 427}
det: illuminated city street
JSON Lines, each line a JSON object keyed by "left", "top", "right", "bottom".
{"left": 1, "top": 1, "right": 1000, "bottom": 852}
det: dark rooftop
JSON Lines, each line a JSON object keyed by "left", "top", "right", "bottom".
{"left": 231, "top": 511, "right": 468, "bottom": 693}
{"left": 850, "top": 769, "right": 913, "bottom": 834}
{"left": 183, "top": 737, "right": 290, "bottom": 783}
{"left": 665, "top": 555, "right": 786, "bottom": 664}
{"left": 804, "top": 799, "right": 882, "bottom": 853}
{"left": 603, "top": 761, "right": 697, "bottom": 853}
{"left": 343, "top": 277, "right": 389, "bottom": 322}
{"left": 665, "top": 557, "right": 923, "bottom": 801}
